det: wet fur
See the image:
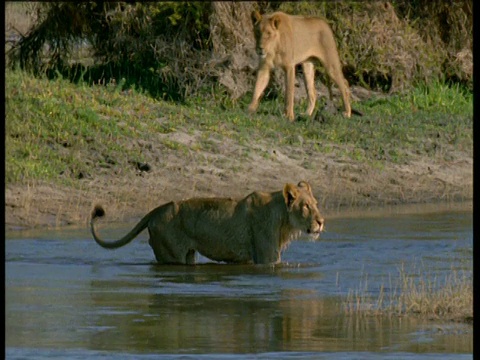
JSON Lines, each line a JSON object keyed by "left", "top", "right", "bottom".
{"left": 90, "top": 181, "right": 324, "bottom": 265}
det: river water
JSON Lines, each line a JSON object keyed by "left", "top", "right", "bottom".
{"left": 5, "top": 206, "right": 472, "bottom": 359}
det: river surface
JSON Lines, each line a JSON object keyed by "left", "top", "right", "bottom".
{"left": 5, "top": 206, "right": 473, "bottom": 359}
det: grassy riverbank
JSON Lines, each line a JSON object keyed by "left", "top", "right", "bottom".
{"left": 6, "top": 70, "right": 472, "bottom": 184}
{"left": 5, "top": 69, "right": 472, "bottom": 229}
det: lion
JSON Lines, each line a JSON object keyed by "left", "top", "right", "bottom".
{"left": 248, "top": 10, "right": 352, "bottom": 121}
{"left": 90, "top": 181, "right": 324, "bottom": 265}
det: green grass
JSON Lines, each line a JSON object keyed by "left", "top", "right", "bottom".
{"left": 5, "top": 68, "right": 473, "bottom": 186}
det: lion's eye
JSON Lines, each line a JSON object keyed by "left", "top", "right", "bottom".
{"left": 302, "top": 204, "right": 309, "bottom": 215}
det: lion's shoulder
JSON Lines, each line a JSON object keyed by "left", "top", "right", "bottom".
{"left": 241, "top": 190, "right": 286, "bottom": 211}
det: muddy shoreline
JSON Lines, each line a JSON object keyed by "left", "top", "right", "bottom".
{"left": 5, "top": 150, "right": 472, "bottom": 231}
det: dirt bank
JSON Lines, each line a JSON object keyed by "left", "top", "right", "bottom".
{"left": 5, "top": 133, "right": 472, "bottom": 231}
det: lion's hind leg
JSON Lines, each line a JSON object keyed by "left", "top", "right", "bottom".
{"left": 314, "top": 41, "right": 352, "bottom": 118}
{"left": 324, "top": 63, "right": 351, "bottom": 118}
{"left": 149, "top": 227, "right": 196, "bottom": 265}
{"left": 149, "top": 239, "right": 196, "bottom": 265}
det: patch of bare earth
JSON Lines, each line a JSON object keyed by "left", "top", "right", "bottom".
{"left": 5, "top": 128, "right": 472, "bottom": 230}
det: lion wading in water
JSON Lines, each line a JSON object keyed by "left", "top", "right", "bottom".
{"left": 90, "top": 181, "right": 324, "bottom": 265}
{"left": 248, "top": 11, "right": 352, "bottom": 121}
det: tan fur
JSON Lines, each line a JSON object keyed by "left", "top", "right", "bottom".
{"left": 248, "top": 11, "right": 352, "bottom": 121}
{"left": 90, "top": 181, "right": 324, "bottom": 265}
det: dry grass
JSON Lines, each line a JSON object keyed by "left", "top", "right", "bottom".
{"left": 344, "top": 264, "right": 473, "bottom": 323}
{"left": 395, "top": 265, "right": 472, "bottom": 322}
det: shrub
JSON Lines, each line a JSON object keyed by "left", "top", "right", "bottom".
{"left": 7, "top": 1, "right": 472, "bottom": 100}
{"left": 7, "top": 2, "right": 213, "bottom": 101}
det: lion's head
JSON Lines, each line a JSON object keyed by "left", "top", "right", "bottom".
{"left": 283, "top": 181, "right": 324, "bottom": 240}
{"left": 251, "top": 11, "right": 282, "bottom": 63}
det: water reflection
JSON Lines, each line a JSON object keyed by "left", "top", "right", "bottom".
{"left": 82, "top": 265, "right": 471, "bottom": 354}
{"left": 5, "top": 209, "right": 472, "bottom": 358}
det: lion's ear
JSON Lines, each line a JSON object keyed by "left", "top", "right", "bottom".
{"left": 297, "top": 181, "right": 312, "bottom": 195}
{"left": 283, "top": 183, "right": 299, "bottom": 210}
{"left": 271, "top": 14, "right": 281, "bottom": 29}
{"left": 251, "top": 10, "right": 262, "bottom": 26}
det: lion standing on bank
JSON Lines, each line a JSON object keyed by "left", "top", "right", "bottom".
{"left": 248, "top": 11, "right": 352, "bottom": 121}
{"left": 90, "top": 181, "right": 324, "bottom": 265}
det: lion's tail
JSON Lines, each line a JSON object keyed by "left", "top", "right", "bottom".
{"left": 90, "top": 205, "right": 150, "bottom": 249}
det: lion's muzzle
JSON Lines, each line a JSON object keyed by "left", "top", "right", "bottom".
{"left": 256, "top": 47, "right": 267, "bottom": 59}
{"left": 307, "top": 218, "right": 324, "bottom": 238}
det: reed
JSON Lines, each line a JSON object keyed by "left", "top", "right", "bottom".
{"left": 344, "top": 263, "right": 473, "bottom": 323}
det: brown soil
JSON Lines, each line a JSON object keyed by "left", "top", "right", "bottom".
{"left": 5, "top": 130, "right": 472, "bottom": 231}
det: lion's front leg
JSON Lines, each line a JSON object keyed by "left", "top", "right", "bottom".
{"left": 340, "top": 79, "right": 352, "bottom": 118}
{"left": 249, "top": 65, "right": 271, "bottom": 114}
{"left": 254, "top": 248, "right": 282, "bottom": 265}
{"left": 302, "top": 62, "right": 317, "bottom": 116}
{"left": 284, "top": 65, "right": 296, "bottom": 121}
{"left": 186, "top": 249, "right": 196, "bottom": 265}
{"left": 252, "top": 234, "right": 282, "bottom": 265}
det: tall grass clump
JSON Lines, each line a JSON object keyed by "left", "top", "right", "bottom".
{"left": 395, "top": 265, "right": 472, "bottom": 321}
{"left": 344, "top": 264, "right": 473, "bottom": 323}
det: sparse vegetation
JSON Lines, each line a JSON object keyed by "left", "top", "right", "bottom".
{"left": 344, "top": 264, "right": 473, "bottom": 323}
